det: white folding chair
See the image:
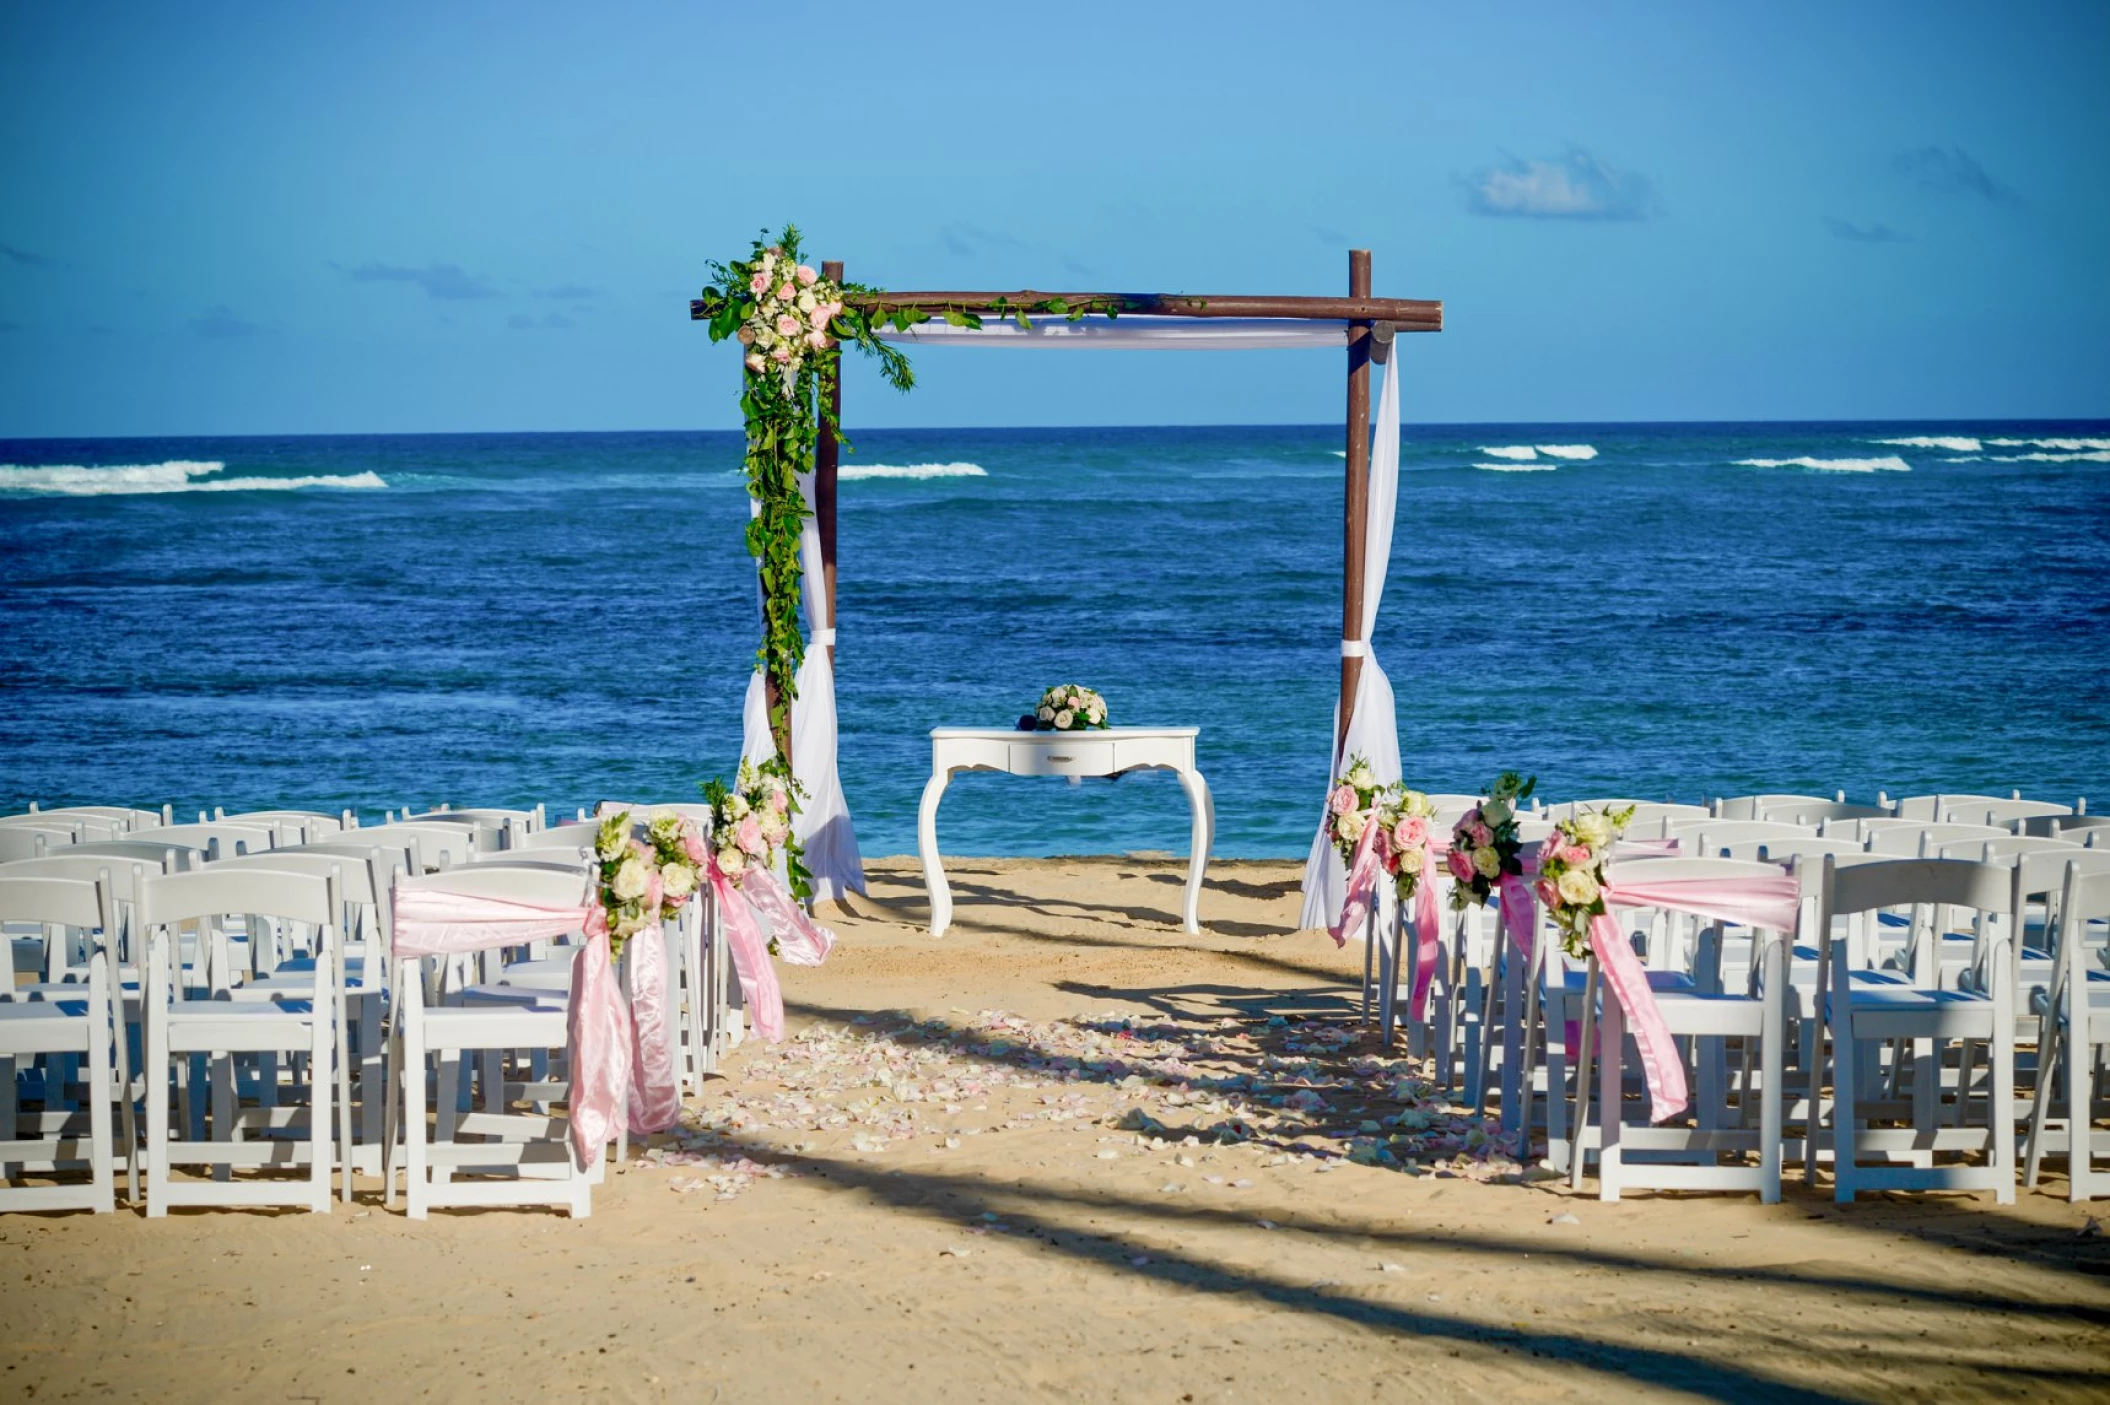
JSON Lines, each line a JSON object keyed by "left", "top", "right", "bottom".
{"left": 389, "top": 867, "right": 597, "bottom": 1219}
{"left": 2024, "top": 861, "right": 2110, "bottom": 1199}
{"left": 0, "top": 877, "right": 119, "bottom": 1213}
{"left": 1812, "top": 856, "right": 2018, "bottom": 1203}
{"left": 139, "top": 868, "right": 338, "bottom": 1215}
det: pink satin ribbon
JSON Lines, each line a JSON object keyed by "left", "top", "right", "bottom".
{"left": 1584, "top": 870, "right": 1801, "bottom": 1124}
{"left": 1327, "top": 826, "right": 1443, "bottom": 1024}
{"left": 710, "top": 861, "right": 785, "bottom": 1044}
{"left": 741, "top": 868, "right": 838, "bottom": 968}
{"left": 391, "top": 888, "right": 681, "bottom": 1170}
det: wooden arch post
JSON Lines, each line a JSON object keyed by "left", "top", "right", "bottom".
{"left": 817, "top": 259, "right": 843, "bottom": 676}
{"left": 1336, "top": 249, "right": 1373, "bottom": 762}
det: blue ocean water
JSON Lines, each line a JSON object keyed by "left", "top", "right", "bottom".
{"left": 2, "top": 423, "right": 2106, "bottom": 858}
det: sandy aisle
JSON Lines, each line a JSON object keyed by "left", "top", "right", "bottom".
{"left": 3, "top": 855, "right": 2107, "bottom": 1402}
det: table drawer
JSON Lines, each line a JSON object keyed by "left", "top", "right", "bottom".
{"left": 1009, "top": 739, "right": 1116, "bottom": 776}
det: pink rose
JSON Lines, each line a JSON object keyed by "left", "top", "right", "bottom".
{"left": 748, "top": 271, "right": 768, "bottom": 295}
{"left": 796, "top": 265, "right": 818, "bottom": 286}
{"left": 805, "top": 329, "right": 827, "bottom": 349}
{"left": 769, "top": 789, "right": 789, "bottom": 813}
{"left": 1559, "top": 841, "right": 1592, "bottom": 868}
{"left": 1396, "top": 816, "right": 1428, "bottom": 847}
{"left": 736, "top": 814, "right": 765, "bottom": 857}
{"left": 771, "top": 346, "right": 792, "bottom": 363}
{"left": 1470, "top": 821, "right": 1494, "bottom": 848}
{"left": 809, "top": 306, "right": 831, "bottom": 330}
{"left": 745, "top": 352, "right": 765, "bottom": 372}
{"left": 1536, "top": 878, "right": 1559, "bottom": 908}
{"left": 775, "top": 314, "right": 800, "bottom": 337}
{"left": 1328, "top": 785, "right": 1357, "bottom": 816}
{"left": 777, "top": 282, "right": 795, "bottom": 301}
{"left": 683, "top": 832, "right": 708, "bottom": 865}
{"left": 664, "top": 890, "right": 688, "bottom": 911}
{"left": 1447, "top": 847, "right": 1476, "bottom": 882}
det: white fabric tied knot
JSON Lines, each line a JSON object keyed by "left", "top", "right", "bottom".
{"left": 1339, "top": 638, "right": 1368, "bottom": 658}
{"left": 811, "top": 628, "right": 836, "bottom": 647}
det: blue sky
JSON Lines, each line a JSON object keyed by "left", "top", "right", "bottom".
{"left": 2, "top": 2, "right": 2105, "bottom": 435}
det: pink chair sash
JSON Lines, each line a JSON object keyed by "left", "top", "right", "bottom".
{"left": 1327, "top": 827, "right": 1442, "bottom": 1023}
{"left": 391, "top": 888, "right": 680, "bottom": 1170}
{"left": 710, "top": 861, "right": 785, "bottom": 1044}
{"left": 742, "top": 868, "right": 838, "bottom": 968}
{"left": 1587, "top": 871, "right": 1801, "bottom": 1124}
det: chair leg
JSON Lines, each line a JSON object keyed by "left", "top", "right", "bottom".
{"left": 1833, "top": 1011, "right": 1860, "bottom": 1203}
{"left": 145, "top": 1016, "right": 169, "bottom": 1218}
{"left": 310, "top": 1015, "right": 333, "bottom": 1215}
{"left": 404, "top": 1026, "right": 428, "bottom": 1220}
{"left": 1570, "top": 963, "right": 1600, "bottom": 1193}
{"left": 1596, "top": 991, "right": 1626, "bottom": 1203}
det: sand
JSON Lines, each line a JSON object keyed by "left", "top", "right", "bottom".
{"left": 4, "top": 855, "right": 2107, "bottom": 1402}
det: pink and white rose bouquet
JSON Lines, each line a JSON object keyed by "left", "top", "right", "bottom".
{"left": 1032, "top": 684, "right": 1108, "bottom": 731}
{"left": 733, "top": 245, "right": 848, "bottom": 398}
{"left": 701, "top": 758, "right": 804, "bottom": 896}
{"left": 1447, "top": 771, "right": 1536, "bottom": 911}
{"left": 593, "top": 807, "right": 709, "bottom": 957}
{"left": 1534, "top": 804, "right": 1636, "bottom": 957}
{"left": 1328, "top": 756, "right": 1440, "bottom": 901}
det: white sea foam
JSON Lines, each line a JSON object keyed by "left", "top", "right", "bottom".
{"left": 1873, "top": 435, "right": 1980, "bottom": 453}
{"left": 1735, "top": 455, "right": 1911, "bottom": 473}
{"left": 1987, "top": 450, "right": 2110, "bottom": 464}
{"left": 1985, "top": 437, "right": 2110, "bottom": 450}
{"left": 1473, "top": 461, "right": 1557, "bottom": 472}
{"left": 1478, "top": 445, "right": 1539, "bottom": 460}
{"left": 1533, "top": 443, "right": 1598, "bottom": 460}
{"left": 0, "top": 460, "right": 387, "bottom": 495}
{"left": 837, "top": 462, "right": 988, "bottom": 481}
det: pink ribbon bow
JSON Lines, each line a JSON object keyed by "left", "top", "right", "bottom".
{"left": 1583, "top": 869, "right": 1802, "bottom": 1125}
{"left": 391, "top": 888, "right": 681, "bottom": 1171}
{"left": 1327, "top": 826, "right": 1444, "bottom": 1024}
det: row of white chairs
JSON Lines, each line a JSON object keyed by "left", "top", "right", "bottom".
{"left": 1365, "top": 791, "right": 2108, "bottom": 1203}
{"left": 0, "top": 802, "right": 736, "bottom": 1217}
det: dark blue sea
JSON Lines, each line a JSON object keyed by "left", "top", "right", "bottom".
{"left": 3, "top": 423, "right": 2106, "bottom": 857}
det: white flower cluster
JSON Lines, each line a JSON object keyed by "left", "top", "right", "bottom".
{"left": 1536, "top": 804, "right": 1635, "bottom": 957}
{"left": 1035, "top": 684, "right": 1108, "bottom": 731}
{"left": 706, "top": 759, "right": 796, "bottom": 885}
{"left": 735, "top": 246, "right": 846, "bottom": 396}
{"left": 594, "top": 807, "right": 708, "bottom": 950}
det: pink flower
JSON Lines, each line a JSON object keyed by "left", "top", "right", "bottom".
{"left": 1447, "top": 847, "right": 1476, "bottom": 882}
{"left": 808, "top": 306, "right": 831, "bottom": 330}
{"left": 771, "top": 346, "right": 792, "bottom": 363}
{"left": 664, "top": 890, "right": 688, "bottom": 911}
{"left": 1395, "top": 816, "right": 1428, "bottom": 847}
{"left": 683, "top": 832, "right": 708, "bottom": 865}
{"left": 777, "top": 282, "right": 795, "bottom": 301}
{"left": 768, "top": 789, "right": 789, "bottom": 813}
{"left": 775, "top": 314, "right": 800, "bottom": 337}
{"left": 1470, "top": 821, "right": 1494, "bottom": 848}
{"left": 1536, "top": 878, "right": 1560, "bottom": 908}
{"left": 1558, "top": 841, "right": 1592, "bottom": 868}
{"left": 805, "top": 329, "right": 827, "bottom": 349}
{"left": 1328, "top": 785, "right": 1357, "bottom": 816}
{"left": 736, "top": 814, "right": 765, "bottom": 857}
{"left": 796, "top": 265, "right": 818, "bottom": 286}
{"left": 745, "top": 352, "right": 765, "bottom": 372}
{"left": 1372, "top": 824, "right": 1393, "bottom": 864}
{"left": 748, "top": 271, "right": 768, "bottom": 295}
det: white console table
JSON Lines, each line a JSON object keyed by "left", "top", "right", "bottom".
{"left": 918, "top": 726, "right": 1215, "bottom": 936}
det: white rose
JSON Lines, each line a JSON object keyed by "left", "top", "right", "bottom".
{"left": 717, "top": 846, "right": 747, "bottom": 879}
{"left": 1346, "top": 762, "right": 1374, "bottom": 789}
{"left": 797, "top": 290, "right": 817, "bottom": 314}
{"left": 661, "top": 862, "right": 696, "bottom": 899}
{"left": 1573, "top": 813, "right": 1612, "bottom": 847}
{"left": 1472, "top": 846, "right": 1502, "bottom": 879}
{"left": 1482, "top": 799, "right": 1511, "bottom": 828}
{"left": 597, "top": 828, "right": 630, "bottom": 861}
{"left": 1556, "top": 868, "right": 1600, "bottom": 906}
{"left": 1054, "top": 708, "right": 1075, "bottom": 728}
{"left": 1336, "top": 809, "right": 1368, "bottom": 844}
{"left": 1037, "top": 706, "right": 1055, "bottom": 722}
{"left": 759, "top": 812, "right": 788, "bottom": 844}
{"left": 611, "top": 856, "right": 650, "bottom": 901}
{"left": 727, "top": 795, "right": 751, "bottom": 820}
{"left": 1086, "top": 706, "right": 1104, "bottom": 724}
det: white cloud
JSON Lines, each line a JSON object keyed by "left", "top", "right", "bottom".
{"left": 1462, "top": 147, "right": 1657, "bottom": 221}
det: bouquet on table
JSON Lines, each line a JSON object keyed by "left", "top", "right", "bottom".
{"left": 1447, "top": 771, "right": 1537, "bottom": 910}
{"left": 1022, "top": 684, "right": 1108, "bottom": 732}
{"left": 592, "top": 809, "right": 708, "bottom": 958}
{"left": 1535, "top": 804, "right": 1636, "bottom": 958}
{"left": 1327, "top": 756, "right": 1439, "bottom": 902}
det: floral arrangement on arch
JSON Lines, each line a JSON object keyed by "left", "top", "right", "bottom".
{"left": 1535, "top": 804, "right": 1636, "bottom": 958}
{"left": 701, "top": 758, "right": 809, "bottom": 902}
{"left": 593, "top": 809, "right": 709, "bottom": 958}
{"left": 1327, "top": 756, "right": 1439, "bottom": 901}
{"left": 1028, "top": 684, "right": 1108, "bottom": 732}
{"left": 1447, "top": 771, "right": 1537, "bottom": 910}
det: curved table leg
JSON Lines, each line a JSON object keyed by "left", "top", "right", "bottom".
{"left": 1175, "top": 767, "right": 1213, "bottom": 935}
{"left": 918, "top": 768, "right": 954, "bottom": 937}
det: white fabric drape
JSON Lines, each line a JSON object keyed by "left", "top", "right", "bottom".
{"left": 1298, "top": 350, "right": 1403, "bottom": 932}
{"left": 878, "top": 315, "right": 1351, "bottom": 351}
{"left": 739, "top": 475, "right": 865, "bottom": 904}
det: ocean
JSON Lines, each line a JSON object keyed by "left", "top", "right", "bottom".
{"left": 2, "top": 422, "right": 2106, "bottom": 859}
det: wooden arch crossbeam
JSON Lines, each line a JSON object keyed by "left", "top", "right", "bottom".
{"left": 690, "top": 251, "right": 1443, "bottom": 757}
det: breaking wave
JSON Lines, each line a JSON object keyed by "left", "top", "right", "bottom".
{"left": 1986, "top": 437, "right": 2110, "bottom": 451}
{"left": 1533, "top": 444, "right": 1598, "bottom": 460}
{"left": 1473, "top": 462, "right": 1558, "bottom": 472}
{"left": 1478, "top": 445, "right": 1540, "bottom": 460}
{"left": 1873, "top": 436, "right": 1980, "bottom": 453}
{"left": 837, "top": 462, "right": 989, "bottom": 481}
{"left": 1735, "top": 455, "right": 1911, "bottom": 473}
{"left": 0, "top": 460, "right": 388, "bottom": 496}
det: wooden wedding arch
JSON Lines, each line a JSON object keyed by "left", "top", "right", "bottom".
{"left": 690, "top": 250, "right": 1442, "bottom": 769}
